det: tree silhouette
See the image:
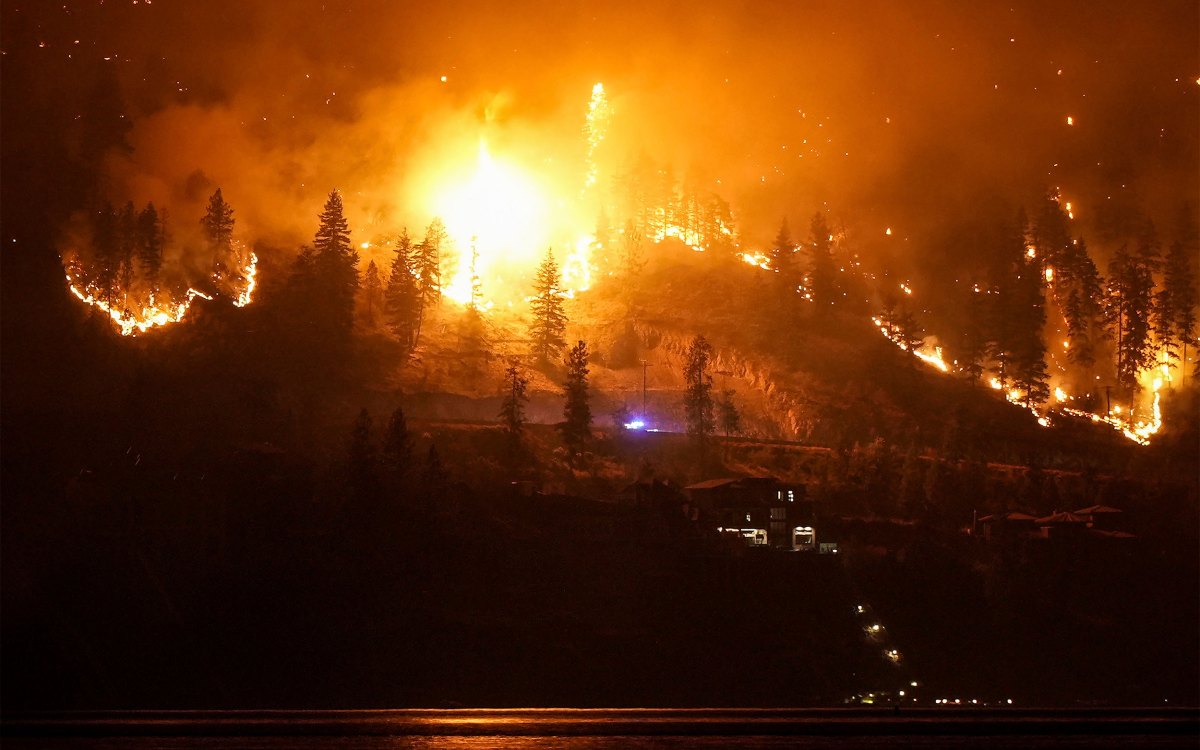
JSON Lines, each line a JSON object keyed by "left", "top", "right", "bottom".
{"left": 313, "top": 190, "right": 359, "bottom": 341}
{"left": 499, "top": 360, "right": 530, "bottom": 442}
{"left": 717, "top": 388, "right": 742, "bottom": 438}
{"left": 416, "top": 218, "right": 448, "bottom": 309}
{"left": 528, "top": 248, "right": 568, "bottom": 361}
{"left": 201, "top": 189, "right": 235, "bottom": 283}
{"left": 683, "top": 334, "right": 716, "bottom": 454}
{"left": 385, "top": 229, "right": 422, "bottom": 350}
{"left": 560, "top": 340, "right": 592, "bottom": 463}
{"left": 362, "top": 259, "right": 383, "bottom": 326}
{"left": 808, "top": 212, "right": 837, "bottom": 312}
{"left": 136, "top": 204, "right": 164, "bottom": 293}
{"left": 382, "top": 405, "right": 412, "bottom": 488}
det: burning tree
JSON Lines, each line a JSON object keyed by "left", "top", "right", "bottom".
{"left": 560, "top": 340, "right": 592, "bottom": 463}
{"left": 528, "top": 248, "right": 568, "bottom": 361}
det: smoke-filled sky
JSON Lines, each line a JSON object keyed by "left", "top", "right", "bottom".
{"left": 3, "top": 0, "right": 1197, "bottom": 261}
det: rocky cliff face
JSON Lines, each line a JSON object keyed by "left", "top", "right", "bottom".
{"left": 632, "top": 321, "right": 819, "bottom": 440}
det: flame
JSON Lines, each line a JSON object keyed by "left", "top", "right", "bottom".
{"left": 64, "top": 246, "right": 257, "bottom": 335}
{"left": 434, "top": 139, "right": 549, "bottom": 307}
{"left": 584, "top": 82, "right": 611, "bottom": 190}
{"left": 740, "top": 251, "right": 771, "bottom": 270}
{"left": 233, "top": 252, "right": 258, "bottom": 308}
{"left": 68, "top": 277, "right": 214, "bottom": 336}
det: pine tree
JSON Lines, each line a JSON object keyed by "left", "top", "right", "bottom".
{"left": 1060, "top": 239, "right": 1105, "bottom": 371}
{"left": 136, "top": 203, "right": 164, "bottom": 292}
{"left": 415, "top": 218, "right": 448, "bottom": 308}
{"left": 560, "top": 340, "right": 592, "bottom": 462}
{"left": 421, "top": 444, "right": 448, "bottom": 510}
{"left": 808, "top": 212, "right": 837, "bottom": 311}
{"left": 499, "top": 361, "right": 529, "bottom": 442}
{"left": 381, "top": 405, "right": 412, "bottom": 485}
{"left": 528, "top": 248, "right": 568, "bottom": 361}
{"left": 313, "top": 190, "right": 359, "bottom": 340}
{"left": 717, "top": 388, "right": 742, "bottom": 437}
{"left": 91, "top": 203, "right": 120, "bottom": 302}
{"left": 771, "top": 218, "right": 796, "bottom": 299}
{"left": 1105, "top": 242, "right": 1155, "bottom": 392}
{"left": 362, "top": 259, "right": 383, "bottom": 325}
{"left": 1157, "top": 238, "right": 1197, "bottom": 373}
{"left": 385, "top": 229, "right": 422, "bottom": 349}
{"left": 1010, "top": 250, "right": 1050, "bottom": 406}
{"left": 200, "top": 188, "right": 235, "bottom": 263}
{"left": 116, "top": 201, "right": 137, "bottom": 294}
{"left": 986, "top": 210, "right": 1035, "bottom": 389}
{"left": 347, "top": 407, "right": 377, "bottom": 500}
{"left": 683, "top": 334, "right": 716, "bottom": 451}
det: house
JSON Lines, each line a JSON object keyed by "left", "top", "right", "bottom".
{"left": 1074, "top": 504, "right": 1125, "bottom": 532}
{"left": 1034, "top": 511, "right": 1091, "bottom": 539}
{"left": 975, "top": 511, "right": 1038, "bottom": 541}
{"left": 684, "top": 476, "right": 816, "bottom": 550}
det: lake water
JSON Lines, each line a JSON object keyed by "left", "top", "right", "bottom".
{"left": 4, "top": 708, "right": 1196, "bottom": 748}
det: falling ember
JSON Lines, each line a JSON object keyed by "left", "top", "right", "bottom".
{"left": 1025, "top": 246, "right": 1037, "bottom": 259}
{"left": 1044, "top": 266, "right": 1054, "bottom": 282}
{"left": 1066, "top": 115, "right": 1074, "bottom": 126}
{"left": 899, "top": 282, "right": 913, "bottom": 295}
{"left": 885, "top": 227, "right": 892, "bottom": 236}
{"left": 1064, "top": 201, "right": 1074, "bottom": 220}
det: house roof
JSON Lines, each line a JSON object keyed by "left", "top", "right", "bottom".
{"left": 1088, "top": 529, "right": 1136, "bottom": 539}
{"left": 1074, "top": 504, "right": 1123, "bottom": 515}
{"left": 1035, "top": 511, "right": 1090, "bottom": 525}
{"left": 685, "top": 476, "right": 785, "bottom": 491}
{"left": 979, "top": 511, "right": 1037, "bottom": 523}
{"left": 685, "top": 477, "right": 744, "bottom": 490}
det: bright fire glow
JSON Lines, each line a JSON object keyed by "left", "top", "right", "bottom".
{"left": 584, "top": 82, "right": 611, "bottom": 190}
{"left": 740, "top": 251, "right": 772, "bottom": 270}
{"left": 64, "top": 248, "right": 257, "bottom": 335}
{"left": 435, "top": 140, "right": 550, "bottom": 306}
{"left": 68, "top": 277, "right": 214, "bottom": 336}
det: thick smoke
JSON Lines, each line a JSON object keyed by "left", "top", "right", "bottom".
{"left": 19, "top": 0, "right": 1200, "bottom": 272}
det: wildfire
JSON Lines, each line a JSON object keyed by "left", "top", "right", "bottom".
{"left": 68, "top": 277, "right": 214, "bottom": 336}
{"left": 64, "top": 247, "right": 257, "bottom": 336}
{"left": 584, "top": 82, "right": 611, "bottom": 190}
{"left": 740, "top": 251, "right": 772, "bottom": 270}
{"left": 233, "top": 252, "right": 258, "bottom": 308}
{"left": 435, "top": 139, "right": 550, "bottom": 307}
